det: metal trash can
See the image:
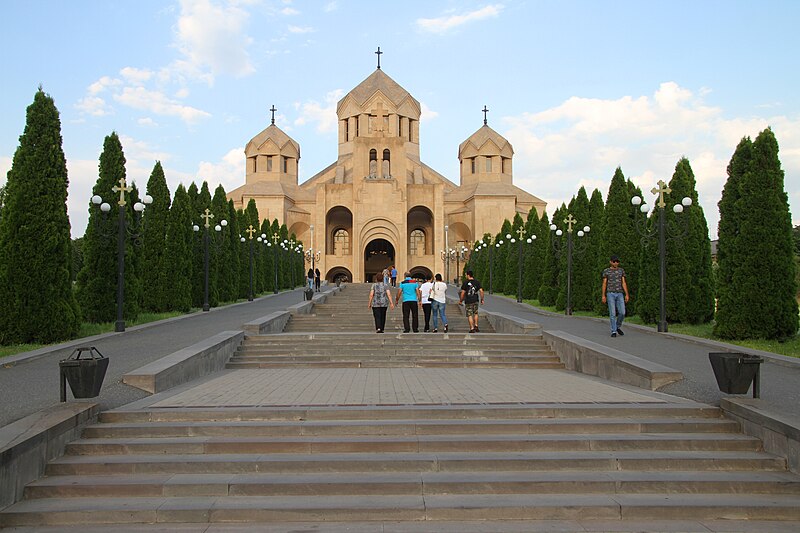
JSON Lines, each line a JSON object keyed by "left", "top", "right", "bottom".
{"left": 708, "top": 352, "right": 763, "bottom": 398}
{"left": 304, "top": 288, "right": 314, "bottom": 301}
{"left": 59, "top": 347, "right": 109, "bottom": 401}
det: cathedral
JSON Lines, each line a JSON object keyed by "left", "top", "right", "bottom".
{"left": 227, "top": 58, "right": 545, "bottom": 283}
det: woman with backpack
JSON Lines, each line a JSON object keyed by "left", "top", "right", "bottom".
{"left": 429, "top": 273, "right": 449, "bottom": 333}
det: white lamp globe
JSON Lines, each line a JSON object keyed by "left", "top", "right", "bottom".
{"left": 631, "top": 196, "right": 642, "bottom": 206}
{"left": 682, "top": 197, "right": 692, "bottom": 207}
{"left": 673, "top": 204, "right": 684, "bottom": 213}
{"left": 100, "top": 203, "right": 111, "bottom": 213}
{"left": 91, "top": 195, "right": 103, "bottom": 205}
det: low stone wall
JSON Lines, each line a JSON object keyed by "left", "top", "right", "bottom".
{"left": 0, "top": 403, "right": 98, "bottom": 509}
{"left": 481, "top": 310, "right": 542, "bottom": 334}
{"left": 243, "top": 311, "right": 291, "bottom": 334}
{"left": 122, "top": 330, "right": 244, "bottom": 394}
{"left": 543, "top": 330, "right": 683, "bottom": 390}
{"left": 721, "top": 398, "right": 800, "bottom": 474}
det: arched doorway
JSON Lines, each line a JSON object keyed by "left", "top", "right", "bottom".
{"left": 364, "top": 239, "right": 395, "bottom": 283}
{"left": 410, "top": 266, "right": 433, "bottom": 282}
{"left": 326, "top": 267, "right": 352, "bottom": 285}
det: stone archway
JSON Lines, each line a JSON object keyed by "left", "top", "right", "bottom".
{"left": 364, "top": 239, "right": 395, "bottom": 283}
{"left": 326, "top": 267, "right": 352, "bottom": 284}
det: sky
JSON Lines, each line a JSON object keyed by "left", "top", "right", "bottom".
{"left": 1, "top": 0, "right": 799, "bottom": 240}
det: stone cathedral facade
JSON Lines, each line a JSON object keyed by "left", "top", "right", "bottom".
{"left": 228, "top": 65, "right": 545, "bottom": 283}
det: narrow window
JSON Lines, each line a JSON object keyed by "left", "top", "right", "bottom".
{"left": 470, "top": 158, "right": 476, "bottom": 174}
{"left": 344, "top": 119, "right": 349, "bottom": 141}
{"left": 282, "top": 156, "right": 288, "bottom": 173}
{"left": 382, "top": 149, "right": 390, "bottom": 178}
{"left": 409, "top": 229, "right": 426, "bottom": 256}
{"left": 485, "top": 157, "right": 492, "bottom": 172}
{"left": 266, "top": 156, "right": 272, "bottom": 172}
{"left": 334, "top": 229, "right": 350, "bottom": 255}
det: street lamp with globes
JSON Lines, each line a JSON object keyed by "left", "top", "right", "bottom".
{"left": 192, "top": 209, "right": 227, "bottom": 312}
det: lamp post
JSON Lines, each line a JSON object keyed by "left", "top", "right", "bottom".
{"left": 631, "top": 180, "right": 692, "bottom": 332}
{"left": 454, "top": 245, "right": 469, "bottom": 285}
{"left": 444, "top": 224, "right": 450, "bottom": 284}
{"left": 304, "top": 224, "right": 322, "bottom": 290}
{"left": 550, "top": 214, "right": 590, "bottom": 316}
{"left": 440, "top": 248, "right": 456, "bottom": 284}
{"left": 509, "top": 227, "right": 537, "bottom": 303}
{"left": 90, "top": 178, "right": 153, "bottom": 332}
{"left": 271, "top": 233, "right": 280, "bottom": 293}
{"left": 239, "top": 224, "right": 257, "bottom": 301}
{"left": 193, "top": 209, "right": 227, "bottom": 312}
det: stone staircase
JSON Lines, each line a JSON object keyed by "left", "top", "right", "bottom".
{"left": 285, "top": 283, "right": 494, "bottom": 333}
{"left": 3, "top": 282, "right": 800, "bottom": 528}
{"left": 2, "top": 404, "right": 800, "bottom": 526}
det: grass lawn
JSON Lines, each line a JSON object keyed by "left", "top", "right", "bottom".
{"left": 519, "top": 296, "right": 799, "bottom": 359}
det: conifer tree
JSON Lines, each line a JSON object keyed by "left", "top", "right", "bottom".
{"left": 190, "top": 182, "right": 212, "bottom": 308}
{"left": 561, "top": 188, "right": 594, "bottom": 311}
{"left": 76, "top": 132, "right": 141, "bottom": 323}
{"left": 538, "top": 205, "right": 564, "bottom": 306}
{"left": 235, "top": 208, "right": 251, "bottom": 299}
{"left": 163, "top": 184, "right": 193, "bottom": 312}
{"left": 140, "top": 162, "right": 171, "bottom": 312}
{"left": 226, "top": 199, "right": 241, "bottom": 301}
{"left": 0, "top": 88, "right": 80, "bottom": 343}
{"left": 209, "top": 185, "right": 232, "bottom": 306}
{"left": 522, "top": 207, "right": 543, "bottom": 299}
{"left": 587, "top": 189, "right": 606, "bottom": 312}
{"left": 716, "top": 129, "right": 798, "bottom": 339}
{"left": 600, "top": 168, "right": 641, "bottom": 315}
{"left": 503, "top": 213, "right": 525, "bottom": 295}
{"left": 493, "top": 219, "right": 512, "bottom": 293}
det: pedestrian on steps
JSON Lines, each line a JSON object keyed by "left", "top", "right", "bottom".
{"left": 314, "top": 268, "right": 321, "bottom": 291}
{"left": 307, "top": 268, "right": 314, "bottom": 290}
{"left": 459, "top": 270, "right": 484, "bottom": 333}
{"left": 368, "top": 273, "right": 394, "bottom": 333}
{"left": 390, "top": 265, "right": 398, "bottom": 287}
{"left": 420, "top": 274, "right": 434, "bottom": 332}
{"left": 430, "top": 273, "right": 449, "bottom": 333}
{"left": 395, "top": 272, "right": 421, "bottom": 333}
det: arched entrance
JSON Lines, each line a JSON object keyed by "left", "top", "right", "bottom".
{"left": 364, "top": 239, "right": 395, "bottom": 283}
{"left": 410, "top": 266, "right": 433, "bottom": 282}
{"left": 326, "top": 267, "right": 352, "bottom": 285}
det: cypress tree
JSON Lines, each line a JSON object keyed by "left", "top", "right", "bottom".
{"left": 189, "top": 182, "right": 212, "bottom": 308}
{"left": 235, "top": 208, "right": 250, "bottom": 299}
{"left": 226, "top": 199, "right": 241, "bottom": 301}
{"left": 76, "top": 132, "right": 141, "bottom": 323}
{"left": 716, "top": 129, "right": 798, "bottom": 339}
{"left": 140, "top": 162, "right": 171, "bottom": 312}
{"left": 209, "top": 185, "right": 231, "bottom": 306}
{"left": 493, "top": 219, "right": 512, "bottom": 294}
{"left": 538, "top": 205, "right": 564, "bottom": 306}
{"left": 587, "top": 189, "right": 606, "bottom": 312}
{"left": 562, "top": 188, "right": 594, "bottom": 311}
{"left": 522, "top": 207, "right": 543, "bottom": 299}
{"left": 163, "top": 184, "right": 193, "bottom": 312}
{"left": 503, "top": 213, "right": 525, "bottom": 296}
{"left": 0, "top": 88, "right": 81, "bottom": 344}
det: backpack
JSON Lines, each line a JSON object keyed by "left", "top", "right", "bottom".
{"left": 465, "top": 281, "right": 479, "bottom": 303}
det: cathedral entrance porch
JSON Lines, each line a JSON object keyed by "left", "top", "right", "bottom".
{"left": 364, "top": 238, "right": 394, "bottom": 282}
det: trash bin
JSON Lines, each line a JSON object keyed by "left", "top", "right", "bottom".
{"left": 59, "top": 347, "right": 109, "bottom": 401}
{"left": 304, "top": 288, "right": 314, "bottom": 301}
{"left": 708, "top": 352, "right": 763, "bottom": 397}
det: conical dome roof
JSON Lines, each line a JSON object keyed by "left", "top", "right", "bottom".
{"left": 246, "top": 123, "right": 300, "bottom": 157}
{"left": 458, "top": 124, "right": 513, "bottom": 160}
{"left": 337, "top": 69, "right": 420, "bottom": 116}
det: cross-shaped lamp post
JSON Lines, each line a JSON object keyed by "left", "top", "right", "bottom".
{"left": 239, "top": 225, "right": 257, "bottom": 301}
{"left": 90, "top": 177, "right": 153, "bottom": 332}
{"left": 193, "top": 208, "right": 227, "bottom": 312}
{"left": 550, "top": 214, "right": 590, "bottom": 315}
{"left": 631, "top": 179, "right": 692, "bottom": 332}
{"left": 509, "top": 226, "right": 537, "bottom": 303}
{"left": 270, "top": 233, "right": 280, "bottom": 293}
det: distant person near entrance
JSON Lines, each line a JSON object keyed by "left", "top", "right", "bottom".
{"left": 601, "top": 255, "right": 630, "bottom": 338}
{"left": 395, "top": 272, "right": 421, "bottom": 333}
{"left": 382, "top": 267, "right": 390, "bottom": 285}
{"left": 390, "top": 266, "right": 398, "bottom": 287}
{"left": 420, "top": 274, "right": 434, "bottom": 332}
{"left": 314, "top": 268, "right": 321, "bottom": 291}
{"left": 459, "top": 270, "right": 484, "bottom": 333}
{"left": 307, "top": 269, "right": 314, "bottom": 290}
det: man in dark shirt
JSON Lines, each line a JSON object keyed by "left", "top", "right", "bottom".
{"left": 601, "top": 255, "right": 630, "bottom": 337}
{"left": 459, "top": 270, "right": 484, "bottom": 333}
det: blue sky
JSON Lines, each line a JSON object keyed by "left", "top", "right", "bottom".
{"left": 2, "top": 0, "right": 798, "bottom": 239}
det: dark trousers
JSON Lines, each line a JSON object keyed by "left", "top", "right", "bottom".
{"left": 402, "top": 301, "right": 419, "bottom": 332}
{"left": 422, "top": 303, "right": 432, "bottom": 331}
{"left": 315, "top": 277, "right": 320, "bottom": 291}
{"left": 372, "top": 306, "right": 388, "bottom": 332}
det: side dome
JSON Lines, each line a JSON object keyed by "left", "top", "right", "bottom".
{"left": 337, "top": 69, "right": 420, "bottom": 120}
{"left": 246, "top": 124, "right": 300, "bottom": 158}
{"left": 458, "top": 124, "right": 513, "bottom": 161}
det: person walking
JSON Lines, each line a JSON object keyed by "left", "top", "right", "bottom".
{"left": 459, "top": 270, "right": 484, "bottom": 333}
{"left": 419, "top": 274, "right": 434, "bottom": 332}
{"left": 314, "top": 268, "right": 321, "bottom": 291}
{"left": 390, "top": 265, "right": 398, "bottom": 287}
{"left": 429, "top": 273, "right": 449, "bottom": 333}
{"left": 306, "top": 268, "right": 315, "bottom": 290}
{"left": 368, "top": 273, "right": 394, "bottom": 333}
{"left": 395, "top": 272, "right": 421, "bottom": 333}
{"left": 601, "top": 255, "right": 630, "bottom": 337}
{"left": 382, "top": 267, "right": 390, "bottom": 286}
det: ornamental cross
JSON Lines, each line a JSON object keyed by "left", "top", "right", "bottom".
{"left": 516, "top": 226, "right": 526, "bottom": 239}
{"left": 651, "top": 179, "right": 672, "bottom": 209}
{"left": 482, "top": 105, "right": 489, "bottom": 125}
{"left": 269, "top": 105, "right": 277, "bottom": 125}
{"left": 201, "top": 208, "right": 214, "bottom": 229}
{"left": 272, "top": 232, "right": 280, "bottom": 245}
{"left": 564, "top": 213, "right": 577, "bottom": 233}
{"left": 375, "top": 46, "right": 383, "bottom": 69}
{"left": 372, "top": 101, "right": 388, "bottom": 133}
{"left": 111, "top": 177, "right": 132, "bottom": 206}
{"left": 245, "top": 225, "right": 256, "bottom": 240}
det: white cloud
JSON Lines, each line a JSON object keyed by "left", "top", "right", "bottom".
{"left": 196, "top": 147, "right": 245, "bottom": 193}
{"left": 88, "top": 76, "right": 121, "bottom": 95}
{"left": 293, "top": 89, "right": 344, "bottom": 133}
{"left": 281, "top": 7, "right": 299, "bottom": 15}
{"left": 323, "top": 2, "right": 338, "bottom": 12}
{"left": 120, "top": 67, "right": 154, "bottom": 85}
{"left": 114, "top": 86, "right": 211, "bottom": 124}
{"left": 288, "top": 25, "right": 314, "bottom": 34}
{"left": 503, "top": 82, "right": 800, "bottom": 239}
{"left": 420, "top": 102, "right": 439, "bottom": 122}
{"left": 173, "top": 0, "right": 256, "bottom": 80}
{"left": 75, "top": 95, "right": 112, "bottom": 117}
{"left": 137, "top": 117, "right": 158, "bottom": 127}
{"left": 416, "top": 4, "right": 504, "bottom": 34}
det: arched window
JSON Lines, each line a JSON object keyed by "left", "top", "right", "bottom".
{"left": 369, "top": 149, "right": 377, "bottom": 177}
{"left": 409, "top": 229, "right": 425, "bottom": 256}
{"left": 334, "top": 229, "right": 350, "bottom": 255}
{"left": 382, "top": 149, "right": 390, "bottom": 178}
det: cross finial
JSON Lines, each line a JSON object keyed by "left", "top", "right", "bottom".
{"left": 272, "top": 232, "right": 280, "bottom": 245}
{"left": 269, "top": 105, "right": 277, "bottom": 125}
{"left": 482, "top": 105, "right": 489, "bottom": 126}
{"left": 245, "top": 224, "right": 256, "bottom": 240}
{"left": 201, "top": 208, "right": 214, "bottom": 229}
{"left": 375, "top": 46, "right": 383, "bottom": 69}
{"left": 651, "top": 179, "right": 672, "bottom": 209}
{"left": 516, "top": 226, "right": 525, "bottom": 239}
{"left": 111, "top": 177, "right": 132, "bottom": 206}
{"left": 564, "top": 214, "right": 577, "bottom": 233}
